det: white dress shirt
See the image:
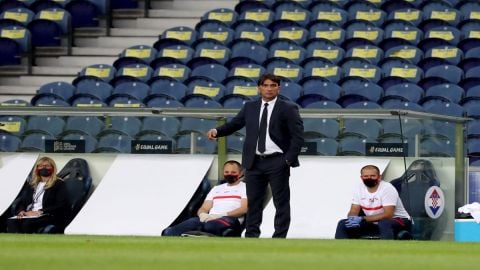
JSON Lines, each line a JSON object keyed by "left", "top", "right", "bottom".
{"left": 256, "top": 97, "right": 283, "bottom": 155}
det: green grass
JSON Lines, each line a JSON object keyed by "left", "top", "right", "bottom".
{"left": 1, "top": 234, "right": 479, "bottom": 270}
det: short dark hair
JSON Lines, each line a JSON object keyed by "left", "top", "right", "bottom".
{"left": 360, "top": 165, "right": 380, "bottom": 175}
{"left": 224, "top": 160, "right": 242, "bottom": 171}
{"left": 257, "top": 73, "right": 281, "bottom": 86}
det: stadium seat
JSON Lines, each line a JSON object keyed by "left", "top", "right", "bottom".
{"left": 65, "top": 0, "right": 100, "bottom": 28}
{"left": 139, "top": 117, "right": 180, "bottom": 138}
{"left": 156, "top": 44, "right": 195, "bottom": 65}
{"left": 94, "top": 132, "right": 133, "bottom": 153}
{"left": 234, "top": 19, "right": 272, "bottom": 46}
{"left": 148, "top": 77, "right": 187, "bottom": 101}
{"left": 338, "top": 78, "right": 383, "bottom": 107}
{"left": 196, "top": 20, "right": 234, "bottom": 45}
{"left": 278, "top": 81, "right": 301, "bottom": 101}
{"left": 302, "top": 57, "right": 342, "bottom": 83}
{"left": 192, "top": 39, "right": 230, "bottom": 65}
{"left": 303, "top": 118, "right": 339, "bottom": 139}
{"left": 25, "top": 116, "right": 65, "bottom": 137}
{"left": 298, "top": 78, "right": 341, "bottom": 106}
{"left": 62, "top": 133, "right": 97, "bottom": 153}
{"left": 74, "top": 64, "right": 116, "bottom": 84}
{"left": 151, "top": 63, "right": 191, "bottom": 82}
{"left": 113, "top": 63, "right": 153, "bottom": 85}
{"left": 265, "top": 57, "right": 303, "bottom": 83}
{"left": 381, "top": 82, "right": 424, "bottom": 103}
{"left": 63, "top": 116, "right": 104, "bottom": 138}
{"left": 73, "top": 80, "right": 112, "bottom": 102}
{"left": 268, "top": 38, "right": 306, "bottom": 65}
{"left": 238, "top": 6, "right": 274, "bottom": 27}
{"left": 0, "top": 36, "right": 21, "bottom": 65}
{"left": 144, "top": 96, "right": 184, "bottom": 108}
{"left": 303, "top": 100, "right": 342, "bottom": 109}
{"left": 424, "top": 64, "right": 464, "bottom": 84}
{"left": 345, "top": 44, "right": 384, "bottom": 65}
{"left": 345, "top": 101, "right": 382, "bottom": 109}
{"left": 346, "top": 0, "right": 386, "bottom": 27}
{"left": 0, "top": 133, "right": 21, "bottom": 152}
{"left": 176, "top": 133, "right": 216, "bottom": 154}
{"left": 38, "top": 81, "right": 75, "bottom": 101}
{"left": 338, "top": 137, "right": 372, "bottom": 156}
{"left": 228, "top": 39, "right": 269, "bottom": 66}
{"left": 421, "top": 83, "right": 464, "bottom": 104}
{"left": 19, "top": 132, "right": 55, "bottom": 152}
{"left": 27, "top": 8, "right": 72, "bottom": 48}
{"left": 201, "top": 8, "right": 238, "bottom": 27}
{"left": 184, "top": 78, "right": 225, "bottom": 103}
{"left": 307, "top": 137, "right": 339, "bottom": 156}
{"left": 114, "top": 45, "right": 157, "bottom": 69}
{"left": 100, "top": 116, "right": 142, "bottom": 137}
{"left": 381, "top": 118, "right": 424, "bottom": 139}
{"left": 307, "top": 20, "right": 346, "bottom": 46}
{"left": 158, "top": 26, "right": 197, "bottom": 47}
{"left": 304, "top": 38, "right": 345, "bottom": 65}
{"left": 0, "top": 7, "right": 35, "bottom": 26}
{"left": 386, "top": 7, "right": 422, "bottom": 26}
{"left": 384, "top": 44, "right": 424, "bottom": 64}
{"left": 340, "top": 119, "right": 382, "bottom": 140}
{"left": 0, "top": 115, "right": 27, "bottom": 136}
{"left": 190, "top": 63, "right": 229, "bottom": 82}
{"left": 0, "top": 25, "right": 32, "bottom": 53}
{"left": 271, "top": 25, "right": 308, "bottom": 45}
{"left": 310, "top": 1, "right": 348, "bottom": 26}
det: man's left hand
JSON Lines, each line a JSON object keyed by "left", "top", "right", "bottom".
{"left": 345, "top": 216, "right": 364, "bottom": 228}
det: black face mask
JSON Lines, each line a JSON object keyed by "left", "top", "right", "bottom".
{"left": 224, "top": 174, "right": 239, "bottom": 184}
{"left": 37, "top": 168, "right": 53, "bottom": 177}
{"left": 362, "top": 178, "right": 378, "bottom": 188}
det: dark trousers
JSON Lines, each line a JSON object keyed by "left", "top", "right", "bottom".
{"left": 245, "top": 154, "right": 290, "bottom": 238}
{"left": 6, "top": 216, "right": 55, "bottom": 234}
{"left": 162, "top": 216, "right": 240, "bottom": 236}
{"left": 335, "top": 218, "right": 412, "bottom": 240}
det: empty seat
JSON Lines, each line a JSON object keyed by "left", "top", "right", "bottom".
{"left": 20, "top": 132, "right": 55, "bottom": 152}
{"left": 63, "top": 116, "right": 104, "bottom": 137}
{"left": 196, "top": 20, "right": 234, "bottom": 45}
{"left": 0, "top": 115, "right": 26, "bottom": 136}
{"left": 340, "top": 119, "right": 382, "bottom": 140}
{"left": 201, "top": 8, "right": 238, "bottom": 27}
{"left": 268, "top": 38, "right": 306, "bottom": 65}
{"left": 61, "top": 133, "right": 97, "bottom": 153}
{"left": 139, "top": 117, "right": 180, "bottom": 138}
{"left": 303, "top": 118, "right": 339, "bottom": 139}
{"left": 233, "top": 19, "right": 272, "bottom": 46}
{"left": 0, "top": 133, "right": 21, "bottom": 152}
{"left": 176, "top": 133, "right": 216, "bottom": 154}
{"left": 101, "top": 116, "right": 142, "bottom": 137}
{"left": 158, "top": 26, "right": 197, "bottom": 46}
{"left": 94, "top": 133, "right": 133, "bottom": 153}
{"left": 25, "top": 116, "right": 65, "bottom": 137}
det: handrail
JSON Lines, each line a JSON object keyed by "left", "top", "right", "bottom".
{"left": 0, "top": 107, "right": 471, "bottom": 123}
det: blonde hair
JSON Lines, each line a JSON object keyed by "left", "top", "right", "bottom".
{"left": 31, "top": 156, "right": 61, "bottom": 189}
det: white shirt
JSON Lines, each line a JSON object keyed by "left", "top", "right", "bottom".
{"left": 205, "top": 181, "right": 247, "bottom": 223}
{"left": 352, "top": 181, "right": 410, "bottom": 219}
{"left": 256, "top": 97, "right": 283, "bottom": 155}
{"left": 30, "top": 182, "right": 46, "bottom": 211}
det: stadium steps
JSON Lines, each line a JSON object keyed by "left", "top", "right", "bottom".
{"left": 0, "top": 0, "right": 237, "bottom": 102}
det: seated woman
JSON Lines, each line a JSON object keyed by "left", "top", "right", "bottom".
{"left": 7, "top": 157, "right": 69, "bottom": 233}
{"left": 163, "top": 160, "right": 247, "bottom": 236}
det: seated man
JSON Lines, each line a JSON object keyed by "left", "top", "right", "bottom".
{"left": 335, "top": 164, "right": 412, "bottom": 240}
{"left": 163, "top": 160, "right": 247, "bottom": 236}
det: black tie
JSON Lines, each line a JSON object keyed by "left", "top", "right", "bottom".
{"left": 258, "top": 103, "right": 268, "bottom": 153}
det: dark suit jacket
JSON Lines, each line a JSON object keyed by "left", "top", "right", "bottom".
{"left": 13, "top": 179, "right": 69, "bottom": 226}
{"left": 216, "top": 98, "right": 304, "bottom": 170}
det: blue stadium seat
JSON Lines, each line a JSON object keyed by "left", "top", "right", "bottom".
{"left": 144, "top": 96, "right": 184, "bottom": 108}
{"left": 38, "top": 81, "right": 75, "bottom": 101}
{"left": 201, "top": 8, "right": 238, "bottom": 27}
{"left": 190, "top": 63, "right": 229, "bottom": 82}
{"left": 302, "top": 58, "right": 342, "bottom": 83}
{"left": 61, "top": 133, "right": 97, "bottom": 153}
{"left": 0, "top": 1, "right": 28, "bottom": 14}
{"left": 341, "top": 119, "right": 382, "bottom": 140}
{"left": 338, "top": 137, "right": 372, "bottom": 156}
{"left": 338, "top": 78, "right": 383, "bottom": 107}
{"left": 156, "top": 44, "right": 195, "bottom": 65}
{"left": 176, "top": 134, "right": 216, "bottom": 154}
{"left": 268, "top": 38, "right": 306, "bottom": 65}
{"left": 196, "top": 20, "right": 234, "bottom": 45}
{"left": 226, "top": 134, "right": 245, "bottom": 154}
{"left": 107, "top": 96, "right": 145, "bottom": 108}
{"left": 380, "top": 59, "right": 424, "bottom": 83}
{"left": 279, "top": 81, "right": 301, "bottom": 101}
{"left": 113, "top": 63, "right": 153, "bottom": 84}
{"left": 151, "top": 63, "right": 191, "bottom": 82}
{"left": 273, "top": 1, "right": 311, "bottom": 27}
{"left": 424, "top": 26, "right": 461, "bottom": 45}
{"left": 74, "top": 64, "right": 116, "bottom": 84}
{"left": 381, "top": 99, "right": 425, "bottom": 112}
{"left": 27, "top": 8, "right": 72, "bottom": 47}
{"left": 298, "top": 78, "right": 341, "bottom": 105}
{"left": 192, "top": 39, "right": 230, "bottom": 65}
{"left": 227, "top": 62, "right": 265, "bottom": 80}
{"left": 383, "top": 19, "right": 423, "bottom": 45}
{"left": 113, "top": 45, "right": 157, "bottom": 69}
{"left": 158, "top": 26, "right": 197, "bottom": 47}
{"left": 0, "top": 99, "right": 30, "bottom": 107}
{"left": 265, "top": 57, "right": 303, "bottom": 83}
{"left": 184, "top": 77, "right": 225, "bottom": 103}
{"left": 0, "top": 115, "right": 27, "bottom": 136}
{"left": 303, "top": 118, "right": 339, "bottom": 139}
{"left": 183, "top": 96, "right": 222, "bottom": 108}
{"left": 341, "top": 59, "right": 381, "bottom": 83}
{"left": 30, "top": 0, "right": 66, "bottom": 13}
{"left": 73, "top": 80, "right": 112, "bottom": 102}
{"left": 303, "top": 100, "right": 342, "bottom": 109}
{"left": 346, "top": 0, "right": 386, "bottom": 27}
{"left": 423, "top": 100, "right": 464, "bottom": 117}
{"left": 100, "top": 116, "right": 141, "bottom": 137}
{"left": 111, "top": 81, "right": 150, "bottom": 101}
{"left": 65, "top": 0, "right": 99, "bottom": 28}
{"left": 424, "top": 64, "right": 464, "bottom": 84}
{"left": 19, "top": 132, "right": 55, "bottom": 152}
{"left": 0, "top": 36, "right": 21, "bottom": 65}
{"left": 465, "top": 66, "right": 480, "bottom": 79}
{"left": 238, "top": 7, "right": 274, "bottom": 27}
{"left": 310, "top": 137, "right": 339, "bottom": 156}
{"left": 345, "top": 101, "right": 382, "bottom": 109}
{"left": 425, "top": 45, "right": 463, "bottom": 65}
{"left": 0, "top": 133, "right": 21, "bottom": 152}
{"left": 345, "top": 20, "right": 384, "bottom": 45}
{"left": 304, "top": 38, "right": 345, "bottom": 65}
{"left": 381, "top": 118, "right": 424, "bottom": 139}
{"left": 222, "top": 75, "right": 258, "bottom": 102}
{"left": 25, "top": 116, "right": 65, "bottom": 137}
{"left": 0, "top": 7, "right": 35, "bottom": 26}
{"left": 235, "top": 0, "right": 273, "bottom": 14}
{"left": 63, "top": 116, "right": 104, "bottom": 137}
{"left": 94, "top": 133, "right": 133, "bottom": 153}
{"left": 271, "top": 25, "right": 308, "bottom": 45}
{"left": 0, "top": 25, "right": 31, "bottom": 54}
{"left": 140, "top": 117, "right": 180, "bottom": 138}
{"left": 345, "top": 44, "right": 384, "bottom": 65}
{"left": 310, "top": 1, "right": 348, "bottom": 26}
{"left": 457, "top": 0, "right": 480, "bottom": 21}
{"left": 148, "top": 77, "right": 187, "bottom": 101}
{"left": 421, "top": 83, "right": 464, "bottom": 104}
{"left": 384, "top": 44, "right": 424, "bottom": 64}
{"left": 228, "top": 39, "right": 269, "bottom": 66}
{"left": 307, "top": 20, "right": 346, "bottom": 46}
{"left": 233, "top": 19, "right": 272, "bottom": 46}
{"left": 381, "top": 82, "right": 424, "bottom": 103}
{"left": 420, "top": 137, "right": 454, "bottom": 157}
{"left": 30, "top": 93, "right": 70, "bottom": 106}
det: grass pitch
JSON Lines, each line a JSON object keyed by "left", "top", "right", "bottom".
{"left": 1, "top": 234, "right": 479, "bottom": 270}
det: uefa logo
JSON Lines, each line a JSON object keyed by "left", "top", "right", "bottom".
{"left": 424, "top": 186, "right": 445, "bottom": 219}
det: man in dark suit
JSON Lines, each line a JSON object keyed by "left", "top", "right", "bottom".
{"left": 207, "top": 73, "right": 304, "bottom": 238}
